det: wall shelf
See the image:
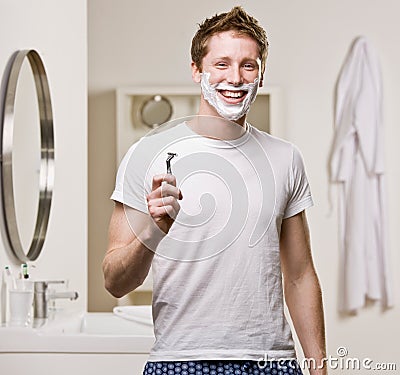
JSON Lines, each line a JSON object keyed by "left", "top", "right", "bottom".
{"left": 116, "top": 85, "right": 283, "bottom": 164}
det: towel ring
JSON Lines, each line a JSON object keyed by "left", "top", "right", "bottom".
{"left": 140, "top": 95, "right": 173, "bottom": 128}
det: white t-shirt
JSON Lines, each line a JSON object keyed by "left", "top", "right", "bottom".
{"left": 111, "top": 122, "right": 313, "bottom": 361}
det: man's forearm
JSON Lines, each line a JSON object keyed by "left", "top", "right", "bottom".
{"left": 285, "top": 266, "right": 327, "bottom": 375}
{"left": 103, "top": 227, "right": 158, "bottom": 298}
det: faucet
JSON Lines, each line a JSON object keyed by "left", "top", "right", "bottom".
{"left": 33, "top": 280, "right": 79, "bottom": 319}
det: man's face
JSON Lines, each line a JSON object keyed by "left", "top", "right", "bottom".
{"left": 192, "top": 31, "right": 263, "bottom": 122}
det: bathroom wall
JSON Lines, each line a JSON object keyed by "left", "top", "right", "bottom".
{"left": 0, "top": 0, "right": 88, "bottom": 311}
{"left": 88, "top": 0, "right": 400, "bottom": 371}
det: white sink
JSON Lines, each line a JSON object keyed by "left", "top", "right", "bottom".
{"left": 83, "top": 312, "right": 153, "bottom": 335}
{"left": 40, "top": 305, "right": 153, "bottom": 335}
{"left": 0, "top": 306, "right": 155, "bottom": 353}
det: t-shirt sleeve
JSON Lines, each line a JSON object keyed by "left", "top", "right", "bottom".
{"left": 283, "top": 145, "right": 314, "bottom": 219}
{"left": 110, "top": 141, "right": 149, "bottom": 214}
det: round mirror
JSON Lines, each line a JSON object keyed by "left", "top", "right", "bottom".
{"left": 140, "top": 95, "right": 173, "bottom": 128}
{"left": 13, "top": 57, "right": 41, "bottom": 252}
{"left": 0, "top": 50, "right": 55, "bottom": 262}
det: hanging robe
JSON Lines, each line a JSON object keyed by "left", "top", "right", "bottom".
{"left": 329, "top": 36, "right": 393, "bottom": 313}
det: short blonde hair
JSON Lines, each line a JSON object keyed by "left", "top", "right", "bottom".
{"left": 191, "top": 6, "right": 269, "bottom": 73}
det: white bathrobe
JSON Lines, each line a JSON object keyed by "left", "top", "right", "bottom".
{"left": 330, "top": 36, "right": 393, "bottom": 313}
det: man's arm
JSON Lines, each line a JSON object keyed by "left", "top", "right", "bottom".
{"left": 280, "top": 211, "right": 327, "bottom": 375}
{"left": 102, "top": 202, "right": 156, "bottom": 298}
{"left": 103, "top": 174, "right": 182, "bottom": 298}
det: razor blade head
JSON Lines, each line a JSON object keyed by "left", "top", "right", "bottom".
{"left": 166, "top": 152, "right": 178, "bottom": 174}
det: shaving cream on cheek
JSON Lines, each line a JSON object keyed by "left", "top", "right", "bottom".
{"left": 200, "top": 72, "right": 259, "bottom": 121}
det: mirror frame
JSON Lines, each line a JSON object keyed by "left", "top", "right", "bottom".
{"left": 0, "top": 49, "right": 55, "bottom": 262}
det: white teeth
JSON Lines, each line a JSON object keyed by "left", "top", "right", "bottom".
{"left": 221, "top": 90, "right": 244, "bottom": 98}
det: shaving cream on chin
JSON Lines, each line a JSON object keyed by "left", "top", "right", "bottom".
{"left": 200, "top": 72, "right": 259, "bottom": 121}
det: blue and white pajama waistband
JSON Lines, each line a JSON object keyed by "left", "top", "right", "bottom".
{"left": 143, "top": 359, "right": 303, "bottom": 374}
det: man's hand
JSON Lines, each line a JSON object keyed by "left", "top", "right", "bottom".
{"left": 146, "top": 174, "right": 183, "bottom": 234}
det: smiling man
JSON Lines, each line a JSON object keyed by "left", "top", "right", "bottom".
{"left": 103, "top": 6, "right": 327, "bottom": 375}
{"left": 191, "top": 13, "right": 266, "bottom": 125}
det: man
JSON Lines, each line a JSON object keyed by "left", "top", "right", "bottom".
{"left": 103, "top": 6, "right": 327, "bottom": 375}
